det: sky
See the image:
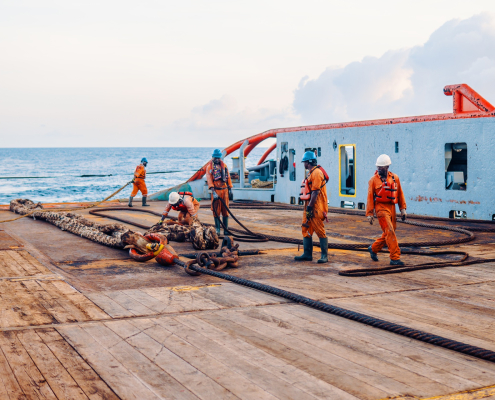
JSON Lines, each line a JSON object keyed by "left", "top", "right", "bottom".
{"left": 0, "top": 1, "right": 494, "bottom": 147}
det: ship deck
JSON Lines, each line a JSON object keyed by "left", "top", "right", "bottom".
{"left": 1, "top": 200, "right": 495, "bottom": 400}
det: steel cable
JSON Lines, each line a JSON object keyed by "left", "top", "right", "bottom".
{"left": 173, "top": 259, "right": 495, "bottom": 364}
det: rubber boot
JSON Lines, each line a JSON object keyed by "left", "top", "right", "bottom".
{"left": 222, "top": 216, "right": 229, "bottom": 235}
{"left": 368, "top": 245, "right": 378, "bottom": 262}
{"left": 390, "top": 259, "right": 405, "bottom": 266}
{"left": 142, "top": 196, "right": 150, "bottom": 207}
{"left": 128, "top": 196, "right": 134, "bottom": 207}
{"left": 294, "top": 237, "right": 313, "bottom": 261}
{"left": 214, "top": 217, "right": 221, "bottom": 235}
{"left": 317, "top": 237, "right": 328, "bottom": 263}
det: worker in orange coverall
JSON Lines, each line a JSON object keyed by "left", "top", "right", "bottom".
{"left": 366, "top": 154, "right": 407, "bottom": 265}
{"left": 159, "top": 191, "right": 200, "bottom": 226}
{"left": 205, "top": 149, "right": 233, "bottom": 235}
{"left": 294, "top": 151, "right": 329, "bottom": 263}
{"left": 128, "top": 157, "right": 149, "bottom": 207}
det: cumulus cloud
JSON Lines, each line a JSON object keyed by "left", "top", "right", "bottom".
{"left": 293, "top": 13, "right": 495, "bottom": 124}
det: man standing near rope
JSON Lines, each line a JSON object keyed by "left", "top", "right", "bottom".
{"left": 206, "top": 149, "right": 233, "bottom": 235}
{"left": 366, "top": 154, "right": 407, "bottom": 265}
{"left": 159, "top": 191, "right": 200, "bottom": 226}
{"left": 129, "top": 157, "right": 150, "bottom": 207}
{"left": 295, "top": 151, "right": 329, "bottom": 263}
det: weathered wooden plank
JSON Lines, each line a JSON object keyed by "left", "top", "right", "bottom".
{"left": 267, "top": 305, "right": 481, "bottom": 390}
{"left": 253, "top": 306, "right": 455, "bottom": 396}
{"left": 58, "top": 324, "right": 161, "bottom": 400}
{"left": 142, "top": 286, "right": 221, "bottom": 314}
{"left": 216, "top": 309, "right": 419, "bottom": 398}
{"left": 83, "top": 322, "right": 198, "bottom": 399}
{"left": 7, "top": 251, "right": 42, "bottom": 276}
{"left": 84, "top": 292, "right": 134, "bottom": 318}
{"left": 0, "top": 344, "right": 25, "bottom": 400}
{"left": 109, "top": 319, "right": 239, "bottom": 400}
{"left": 37, "top": 329, "right": 119, "bottom": 400}
{"left": 16, "top": 329, "right": 88, "bottom": 399}
{"left": 103, "top": 291, "right": 155, "bottom": 316}
{"left": 141, "top": 318, "right": 278, "bottom": 400}
{"left": 0, "top": 331, "right": 57, "bottom": 399}
{"left": 17, "top": 250, "right": 51, "bottom": 274}
{"left": 160, "top": 316, "right": 355, "bottom": 400}
{"left": 178, "top": 314, "right": 360, "bottom": 400}
{"left": 0, "top": 251, "right": 25, "bottom": 276}
{"left": 48, "top": 280, "right": 110, "bottom": 321}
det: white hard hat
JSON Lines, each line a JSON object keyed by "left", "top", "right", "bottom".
{"left": 376, "top": 154, "right": 392, "bottom": 167}
{"left": 168, "top": 192, "right": 180, "bottom": 205}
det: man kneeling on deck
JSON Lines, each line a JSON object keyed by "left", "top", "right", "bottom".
{"left": 160, "top": 191, "right": 200, "bottom": 226}
{"left": 294, "top": 151, "right": 329, "bottom": 263}
{"left": 366, "top": 154, "right": 407, "bottom": 265}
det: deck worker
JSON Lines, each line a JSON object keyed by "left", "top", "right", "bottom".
{"left": 366, "top": 154, "right": 407, "bottom": 265}
{"left": 206, "top": 149, "right": 233, "bottom": 235}
{"left": 129, "top": 157, "right": 149, "bottom": 207}
{"left": 159, "top": 191, "right": 200, "bottom": 226}
{"left": 294, "top": 151, "right": 329, "bottom": 263}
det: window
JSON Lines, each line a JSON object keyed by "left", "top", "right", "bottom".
{"left": 358, "top": 202, "right": 366, "bottom": 210}
{"left": 289, "top": 149, "right": 296, "bottom": 181}
{"left": 445, "top": 143, "right": 467, "bottom": 190}
{"left": 339, "top": 145, "right": 356, "bottom": 197}
{"left": 395, "top": 142, "right": 399, "bottom": 153}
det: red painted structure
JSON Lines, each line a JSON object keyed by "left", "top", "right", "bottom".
{"left": 188, "top": 84, "right": 494, "bottom": 183}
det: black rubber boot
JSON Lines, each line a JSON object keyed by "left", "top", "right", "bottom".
{"left": 128, "top": 196, "right": 134, "bottom": 207}
{"left": 368, "top": 245, "right": 378, "bottom": 262}
{"left": 294, "top": 237, "right": 313, "bottom": 261}
{"left": 142, "top": 196, "right": 150, "bottom": 207}
{"left": 214, "top": 217, "right": 221, "bottom": 235}
{"left": 317, "top": 237, "right": 328, "bottom": 263}
{"left": 390, "top": 259, "right": 405, "bottom": 266}
{"left": 222, "top": 216, "right": 229, "bottom": 235}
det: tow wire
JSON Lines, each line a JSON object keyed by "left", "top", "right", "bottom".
{"left": 173, "top": 258, "right": 495, "bottom": 364}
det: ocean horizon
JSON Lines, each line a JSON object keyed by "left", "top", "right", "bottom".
{"left": 0, "top": 147, "right": 269, "bottom": 205}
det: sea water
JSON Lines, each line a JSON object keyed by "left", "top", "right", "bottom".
{"left": 0, "top": 147, "right": 269, "bottom": 204}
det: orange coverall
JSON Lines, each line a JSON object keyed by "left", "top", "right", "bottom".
{"left": 131, "top": 164, "right": 148, "bottom": 197}
{"left": 302, "top": 166, "right": 329, "bottom": 239}
{"left": 162, "top": 195, "right": 200, "bottom": 225}
{"left": 366, "top": 171, "right": 406, "bottom": 260}
{"left": 206, "top": 160, "right": 233, "bottom": 218}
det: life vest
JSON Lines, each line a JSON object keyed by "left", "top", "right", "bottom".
{"left": 374, "top": 173, "right": 398, "bottom": 204}
{"left": 171, "top": 192, "right": 195, "bottom": 212}
{"left": 299, "top": 166, "right": 329, "bottom": 201}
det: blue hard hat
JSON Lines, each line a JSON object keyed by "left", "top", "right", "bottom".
{"left": 212, "top": 149, "right": 222, "bottom": 158}
{"left": 141, "top": 157, "right": 148, "bottom": 163}
{"left": 301, "top": 151, "right": 317, "bottom": 162}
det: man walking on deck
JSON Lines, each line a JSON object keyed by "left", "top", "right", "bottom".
{"left": 129, "top": 157, "right": 149, "bottom": 207}
{"left": 206, "top": 149, "right": 233, "bottom": 235}
{"left": 366, "top": 154, "right": 407, "bottom": 265}
{"left": 159, "top": 191, "right": 200, "bottom": 226}
{"left": 294, "top": 151, "right": 329, "bottom": 263}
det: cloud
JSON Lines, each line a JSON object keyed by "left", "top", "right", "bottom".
{"left": 293, "top": 13, "right": 495, "bottom": 124}
{"left": 162, "top": 95, "right": 298, "bottom": 146}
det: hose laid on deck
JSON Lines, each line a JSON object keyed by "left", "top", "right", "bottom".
{"left": 174, "top": 258, "right": 495, "bottom": 364}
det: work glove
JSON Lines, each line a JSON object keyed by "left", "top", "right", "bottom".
{"left": 158, "top": 218, "right": 164, "bottom": 225}
{"left": 305, "top": 206, "right": 314, "bottom": 220}
{"left": 400, "top": 209, "right": 407, "bottom": 221}
{"left": 212, "top": 190, "right": 219, "bottom": 200}
{"left": 367, "top": 215, "right": 374, "bottom": 225}
{"left": 131, "top": 178, "right": 135, "bottom": 183}
{"left": 228, "top": 187, "right": 232, "bottom": 198}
